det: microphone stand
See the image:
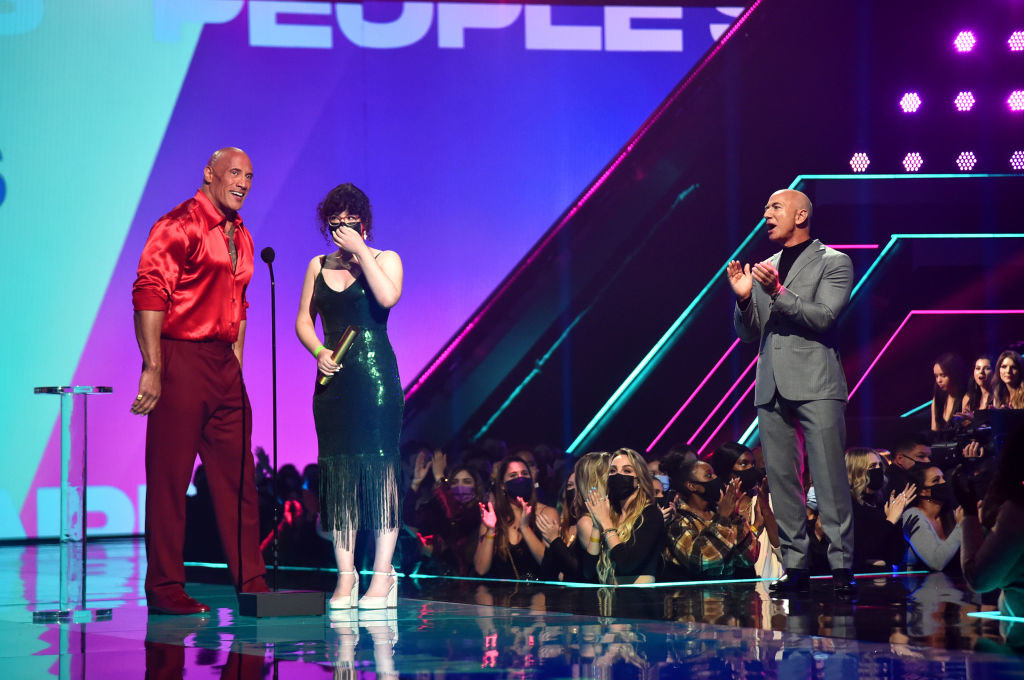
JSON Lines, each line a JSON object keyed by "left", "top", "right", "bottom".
{"left": 237, "top": 246, "right": 324, "bottom": 618}
{"left": 268, "top": 249, "right": 279, "bottom": 591}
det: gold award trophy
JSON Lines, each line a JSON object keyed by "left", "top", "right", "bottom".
{"left": 317, "top": 325, "right": 359, "bottom": 386}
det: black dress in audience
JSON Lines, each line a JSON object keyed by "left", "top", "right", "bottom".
{"left": 580, "top": 505, "right": 665, "bottom": 583}
{"left": 851, "top": 500, "right": 905, "bottom": 571}
{"left": 487, "top": 540, "right": 540, "bottom": 580}
{"left": 539, "top": 535, "right": 588, "bottom": 581}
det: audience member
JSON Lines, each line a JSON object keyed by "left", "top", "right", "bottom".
{"left": 883, "top": 434, "right": 931, "bottom": 500}
{"left": 404, "top": 457, "right": 483, "bottom": 576}
{"left": 962, "top": 354, "right": 994, "bottom": 414}
{"left": 931, "top": 353, "right": 968, "bottom": 431}
{"left": 583, "top": 448, "right": 664, "bottom": 584}
{"left": 992, "top": 350, "right": 1024, "bottom": 409}
{"left": 538, "top": 455, "right": 596, "bottom": 581}
{"left": 474, "top": 455, "right": 557, "bottom": 579}
{"left": 708, "top": 442, "right": 767, "bottom": 579}
{"left": 509, "top": 445, "right": 555, "bottom": 506}
{"left": 663, "top": 458, "right": 756, "bottom": 581}
{"left": 845, "top": 447, "right": 914, "bottom": 571}
{"left": 959, "top": 424, "right": 1024, "bottom": 618}
{"left": 902, "top": 465, "right": 963, "bottom": 572}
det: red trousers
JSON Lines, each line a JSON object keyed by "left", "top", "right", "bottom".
{"left": 144, "top": 338, "right": 266, "bottom": 596}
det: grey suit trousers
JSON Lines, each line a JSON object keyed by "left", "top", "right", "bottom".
{"left": 758, "top": 393, "right": 853, "bottom": 571}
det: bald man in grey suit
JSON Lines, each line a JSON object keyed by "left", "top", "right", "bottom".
{"left": 728, "top": 189, "right": 856, "bottom": 597}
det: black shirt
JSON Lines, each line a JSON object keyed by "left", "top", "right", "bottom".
{"left": 777, "top": 238, "right": 813, "bottom": 286}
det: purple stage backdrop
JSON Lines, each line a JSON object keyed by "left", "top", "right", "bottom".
{"left": 17, "top": 3, "right": 742, "bottom": 537}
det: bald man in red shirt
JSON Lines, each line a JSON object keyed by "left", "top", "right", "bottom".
{"left": 131, "top": 148, "right": 268, "bottom": 614}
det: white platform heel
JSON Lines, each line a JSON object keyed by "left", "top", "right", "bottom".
{"left": 358, "top": 570, "right": 397, "bottom": 609}
{"left": 328, "top": 569, "right": 359, "bottom": 610}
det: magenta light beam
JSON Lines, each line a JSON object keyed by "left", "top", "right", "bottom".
{"left": 698, "top": 380, "right": 757, "bottom": 456}
{"left": 688, "top": 357, "right": 757, "bottom": 445}
{"left": 647, "top": 338, "right": 741, "bottom": 452}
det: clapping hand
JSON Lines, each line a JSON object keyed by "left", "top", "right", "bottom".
{"left": 412, "top": 451, "right": 431, "bottom": 486}
{"left": 516, "top": 497, "right": 534, "bottom": 529}
{"left": 431, "top": 449, "right": 447, "bottom": 482}
{"left": 726, "top": 260, "right": 753, "bottom": 301}
{"left": 751, "top": 261, "right": 781, "bottom": 296}
{"left": 585, "top": 488, "right": 613, "bottom": 530}
{"left": 535, "top": 509, "right": 560, "bottom": 544}
{"left": 479, "top": 500, "right": 497, "bottom": 529}
{"left": 884, "top": 483, "right": 917, "bottom": 524}
{"left": 716, "top": 478, "right": 744, "bottom": 517}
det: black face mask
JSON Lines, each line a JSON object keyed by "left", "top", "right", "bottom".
{"left": 606, "top": 474, "right": 637, "bottom": 510}
{"left": 504, "top": 477, "right": 533, "bottom": 501}
{"left": 693, "top": 477, "right": 724, "bottom": 507}
{"left": 564, "top": 488, "right": 576, "bottom": 509}
{"left": 866, "top": 467, "right": 885, "bottom": 492}
{"left": 736, "top": 467, "right": 765, "bottom": 494}
{"left": 927, "top": 481, "right": 955, "bottom": 507}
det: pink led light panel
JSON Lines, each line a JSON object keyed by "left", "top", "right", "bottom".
{"left": 903, "top": 152, "right": 924, "bottom": 172}
{"left": 849, "top": 153, "right": 870, "bottom": 172}
{"left": 954, "top": 91, "right": 976, "bottom": 112}
{"left": 1011, "top": 151, "right": 1024, "bottom": 171}
{"left": 954, "top": 31, "right": 977, "bottom": 52}
{"left": 899, "top": 92, "right": 922, "bottom": 113}
{"left": 956, "top": 151, "right": 977, "bottom": 171}
{"left": 1008, "top": 31, "right": 1024, "bottom": 52}
{"left": 1008, "top": 90, "right": 1024, "bottom": 111}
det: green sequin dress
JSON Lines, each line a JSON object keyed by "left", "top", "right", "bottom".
{"left": 312, "top": 259, "right": 403, "bottom": 540}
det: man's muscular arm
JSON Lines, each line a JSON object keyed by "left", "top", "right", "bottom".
{"left": 131, "top": 310, "right": 164, "bottom": 415}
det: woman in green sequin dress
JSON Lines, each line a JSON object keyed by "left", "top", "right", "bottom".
{"left": 296, "top": 183, "right": 404, "bottom": 607}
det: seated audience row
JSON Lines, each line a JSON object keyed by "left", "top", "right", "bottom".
{"left": 931, "top": 349, "right": 1024, "bottom": 431}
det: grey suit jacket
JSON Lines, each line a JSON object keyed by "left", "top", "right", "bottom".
{"left": 733, "top": 239, "right": 853, "bottom": 405}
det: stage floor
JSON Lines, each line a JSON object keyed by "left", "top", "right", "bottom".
{"left": 3, "top": 538, "right": 1024, "bottom": 678}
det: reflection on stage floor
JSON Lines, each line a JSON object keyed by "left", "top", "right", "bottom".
{"left": 2, "top": 538, "right": 1023, "bottom": 678}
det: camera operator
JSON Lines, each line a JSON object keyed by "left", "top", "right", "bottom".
{"left": 958, "top": 423, "right": 1024, "bottom": 621}
{"left": 882, "top": 435, "right": 931, "bottom": 501}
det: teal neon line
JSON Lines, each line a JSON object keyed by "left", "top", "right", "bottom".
{"left": 849, "top": 235, "right": 899, "bottom": 300}
{"left": 900, "top": 401, "right": 931, "bottom": 418}
{"left": 967, "top": 612, "right": 1024, "bottom": 623}
{"left": 739, "top": 419, "right": 759, "bottom": 446}
{"left": 567, "top": 219, "right": 763, "bottom": 454}
{"left": 407, "top": 569, "right": 926, "bottom": 588}
{"left": 473, "top": 315, "right": 584, "bottom": 441}
{"left": 184, "top": 561, "right": 402, "bottom": 576}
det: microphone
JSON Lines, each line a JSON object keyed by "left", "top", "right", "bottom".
{"left": 261, "top": 246, "right": 275, "bottom": 263}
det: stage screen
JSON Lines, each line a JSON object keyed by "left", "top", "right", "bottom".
{"left": 0, "top": 1, "right": 741, "bottom": 538}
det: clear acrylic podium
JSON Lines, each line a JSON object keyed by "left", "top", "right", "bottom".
{"left": 32, "top": 385, "right": 114, "bottom": 623}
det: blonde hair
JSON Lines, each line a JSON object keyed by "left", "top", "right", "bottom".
{"left": 845, "top": 447, "right": 881, "bottom": 505}
{"left": 573, "top": 451, "right": 610, "bottom": 518}
{"left": 598, "top": 448, "right": 656, "bottom": 584}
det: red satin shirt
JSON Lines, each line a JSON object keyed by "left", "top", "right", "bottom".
{"left": 132, "top": 190, "right": 253, "bottom": 342}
